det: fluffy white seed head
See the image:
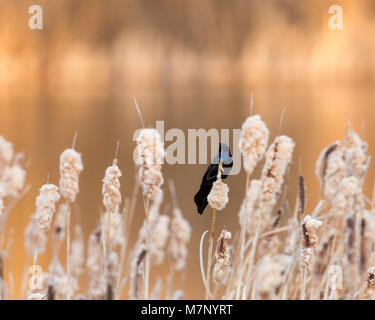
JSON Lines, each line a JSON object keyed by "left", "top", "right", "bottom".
{"left": 102, "top": 160, "right": 122, "bottom": 213}
{"left": 207, "top": 178, "right": 229, "bottom": 211}
{"left": 168, "top": 208, "right": 191, "bottom": 271}
{"left": 86, "top": 227, "right": 103, "bottom": 280}
{"left": 35, "top": 184, "right": 60, "bottom": 230}
{"left": 213, "top": 230, "right": 232, "bottom": 284}
{"left": 59, "top": 148, "right": 83, "bottom": 202}
{"left": 260, "top": 135, "right": 295, "bottom": 216}
{"left": 150, "top": 215, "right": 170, "bottom": 265}
{"left": 256, "top": 254, "right": 292, "bottom": 299}
{"left": 345, "top": 129, "right": 368, "bottom": 180}
{"left": 135, "top": 129, "right": 165, "bottom": 199}
{"left": 1, "top": 165, "right": 26, "bottom": 198}
{"left": 301, "top": 215, "right": 323, "bottom": 268}
{"left": 0, "top": 136, "right": 13, "bottom": 175}
{"left": 24, "top": 215, "right": 47, "bottom": 257}
{"left": 239, "top": 115, "right": 269, "bottom": 174}
{"left": 238, "top": 179, "right": 262, "bottom": 233}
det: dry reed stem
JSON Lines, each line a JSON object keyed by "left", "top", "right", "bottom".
{"left": 144, "top": 197, "right": 150, "bottom": 299}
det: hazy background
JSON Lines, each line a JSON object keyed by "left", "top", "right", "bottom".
{"left": 1, "top": 0, "right": 375, "bottom": 299}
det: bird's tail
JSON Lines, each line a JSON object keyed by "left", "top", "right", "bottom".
{"left": 194, "top": 188, "right": 208, "bottom": 215}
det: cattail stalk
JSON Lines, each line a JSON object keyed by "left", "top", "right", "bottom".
{"left": 59, "top": 142, "right": 83, "bottom": 300}
{"left": 205, "top": 157, "right": 223, "bottom": 300}
{"left": 144, "top": 197, "right": 150, "bottom": 299}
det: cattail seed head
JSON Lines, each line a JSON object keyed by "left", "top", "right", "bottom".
{"left": 363, "top": 266, "right": 375, "bottom": 298}
{"left": 345, "top": 129, "right": 368, "bottom": 180}
{"left": 239, "top": 115, "right": 269, "bottom": 174}
{"left": 25, "top": 215, "right": 47, "bottom": 257}
{"left": 0, "top": 136, "right": 13, "bottom": 175}
{"left": 168, "top": 208, "right": 191, "bottom": 271}
{"left": 86, "top": 227, "right": 103, "bottom": 280}
{"left": 207, "top": 178, "right": 229, "bottom": 211}
{"left": 316, "top": 141, "right": 347, "bottom": 201}
{"left": 213, "top": 230, "right": 231, "bottom": 284}
{"left": 260, "top": 135, "right": 295, "bottom": 215}
{"left": 332, "top": 176, "right": 362, "bottom": 216}
{"left": 300, "top": 215, "right": 323, "bottom": 268}
{"left": 129, "top": 245, "right": 146, "bottom": 300}
{"left": 256, "top": 254, "right": 292, "bottom": 299}
{"left": 102, "top": 159, "right": 122, "bottom": 213}
{"left": 35, "top": 184, "right": 60, "bottom": 230}
{"left": 135, "top": 129, "right": 165, "bottom": 199}
{"left": 1, "top": 165, "right": 26, "bottom": 198}
{"left": 59, "top": 148, "right": 83, "bottom": 202}
{"left": 238, "top": 179, "right": 263, "bottom": 233}
{"left": 150, "top": 215, "right": 170, "bottom": 265}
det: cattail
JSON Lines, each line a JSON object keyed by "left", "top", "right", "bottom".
{"left": 313, "top": 230, "right": 336, "bottom": 279}
{"left": 102, "top": 159, "right": 122, "bottom": 213}
{"left": 24, "top": 215, "right": 47, "bottom": 257}
{"left": 345, "top": 129, "right": 368, "bottom": 181}
{"left": 53, "top": 203, "right": 68, "bottom": 242}
{"left": 0, "top": 136, "right": 13, "bottom": 175}
{"left": 238, "top": 179, "right": 262, "bottom": 233}
{"left": 298, "top": 175, "right": 305, "bottom": 215}
{"left": 316, "top": 141, "right": 346, "bottom": 201}
{"left": 300, "top": 215, "right": 323, "bottom": 268}
{"left": 332, "top": 176, "right": 362, "bottom": 217}
{"left": 71, "top": 225, "right": 84, "bottom": 278}
{"left": 1, "top": 165, "right": 26, "bottom": 198}
{"left": 168, "top": 208, "right": 191, "bottom": 271}
{"left": 256, "top": 254, "right": 292, "bottom": 299}
{"left": 239, "top": 115, "right": 269, "bottom": 174}
{"left": 149, "top": 215, "right": 170, "bottom": 265}
{"left": 59, "top": 148, "right": 83, "bottom": 202}
{"left": 35, "top": 184, "right": 60, "bottom": 230}
{"left": 207, "top": 178, "right": 229, "bottom": 211}
{"left": 129, "top": 246, "right": 147, "bottom": 300}
{"left": 362, "top": 266, "right": 375, "bottom": 299}
{"left": 86, "top": 227, "right": 103, "bottom": 281}
{"left": 43, "top": 259, "right": 78, "bottom": 300}
{"left": 213, "top": 230, "right": 231, "bottom": 284}
{"left": 135, "top": 129, "right": 165, "bottom": 199}
{"left": 105, "top": 250, "right": 118, "bottom": 300}
{"left": 260, "top": 136, "right": 295, "bottom": 215}
{"left": 316, "top": 141, "right": 339, "bottom": 186}
{"left": 344, "top": 214, "right": 357, "bottom": 293}
{"left": 86, "top": 227, "right": 104, "bottom": 299}
{"left": 360, "top": 212, "right": 375, "bottom": 275}
{"left": 87, "top": 276, "right": 106, "bottom": 300}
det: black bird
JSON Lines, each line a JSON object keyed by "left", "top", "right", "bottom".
{"left": 194, "top": 142, "right": 233, "bottom": 214}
